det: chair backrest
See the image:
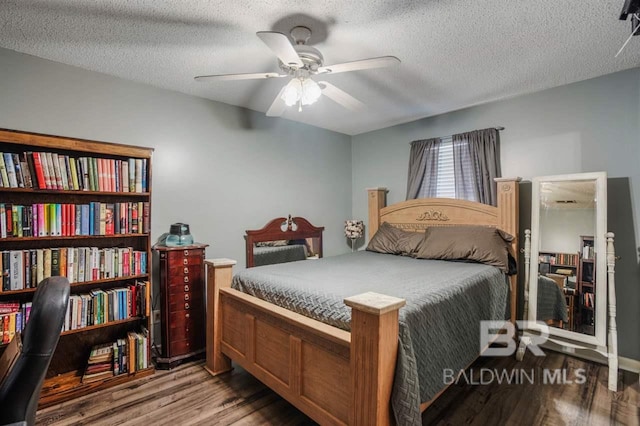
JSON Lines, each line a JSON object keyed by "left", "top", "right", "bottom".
{"left": 0, "top": 276, "right": 70, "bottom": 426}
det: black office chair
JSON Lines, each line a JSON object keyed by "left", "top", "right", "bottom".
{"left": 0, "top": 276, "right": 70, "bottom": 426}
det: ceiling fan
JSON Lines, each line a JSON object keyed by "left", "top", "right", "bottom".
{"left": 194, "top": 26, "right": 400, "bottom": 116}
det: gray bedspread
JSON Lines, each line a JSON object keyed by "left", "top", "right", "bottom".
{"left": 232, "top": 251, "right": 509, "bottom": 425}
{"left": 537, "top": 275, "right": 569, "bottom": 322}
{"left": 253, "top": 244, "right": 307, "bottom": 266}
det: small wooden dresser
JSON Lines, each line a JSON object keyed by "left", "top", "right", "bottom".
{"left": 154, "top": 243, "right": 208, "bottom": 368}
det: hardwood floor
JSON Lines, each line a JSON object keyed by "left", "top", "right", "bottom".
{"left": 37, "top": 352, "right": 639, "bottom": 425}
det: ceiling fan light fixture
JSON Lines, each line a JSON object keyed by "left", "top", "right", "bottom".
{"left": 281, "top": 79, "right": 302, "bottom": 106}
{"left": 280, "top": 77, "right": 322, "bottom": 107}
{"left": 301, "top": 78, "right": 322, "bottom": 105}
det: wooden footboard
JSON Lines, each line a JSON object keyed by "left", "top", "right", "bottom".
{"left": 205, "top": 259, "right": 405, "bottom": 426}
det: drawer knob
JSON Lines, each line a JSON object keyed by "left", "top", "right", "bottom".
{"left": 184, "top": 284, "right": 189, "bottom": 292}
{"left": 184, "top": 276, "right": 189, "bottom": 283}
{"left": 185, "top": 303, "right": 190, "bottom": 309}
{"left": 184, "top": 250, "right": 189, "bottom": 256}
{"left": 185, "top": 313, "right": 190, "bottom": 318}
{"left": 184, "top": 294, "right": 190, "bottom": 301}
{"left": 184, "top": 267, "right": 189, "bottom": 274}
{"left": 186, "top": 328, "right": 189, "bottom": 332}
{"left": 183, "top": 258, "right": 188, "bottom": 265}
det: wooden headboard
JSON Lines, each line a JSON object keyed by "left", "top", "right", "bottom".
{"left": 245, "top": 215, "right": 325, "bottom": 268}
{"left": 368, "top": 177, "right": 521, "bottom": 321}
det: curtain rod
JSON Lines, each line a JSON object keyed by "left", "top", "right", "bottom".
{"left": 411, "top": 127, "right": 505, "bottom": 144}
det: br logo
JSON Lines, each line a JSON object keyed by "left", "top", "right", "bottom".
{"left": 480, "top": 321, "right": 549, "bottom": 357}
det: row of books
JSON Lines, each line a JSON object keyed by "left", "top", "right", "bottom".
{"left": 1, "top": 247, "right": 147, "bottom": 291}
{"left": 581, "top": 245, "right": 595, "bottom": 260}
{"left": 64, "top": 281, "right": 149, "bottom": 332}
{"left": 81, "top": 330, "right": 149, "bottom": 383}
{"left": 538, "top": 252, "right": 579, "bottom": 266}
{"left": 0, "top": 151, "right": 148, "bottom": 193}
{"left": 582, "top": 291, "right": 595, "bottom": 308}
{"left": 0, "top": 301, "right": 31, "bottom": 344}
{"left": 0, "top": 202, "right": 150, "bottom": 238}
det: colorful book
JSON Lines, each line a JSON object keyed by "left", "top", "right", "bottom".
{"left": 0, "top": 154, "right": 9, "bottom": 187}
{"left": 3, "top": 153, "right": 17, "bottom": 188}
{"left": 12, "top": 154, "right": 24, "bottom": 188}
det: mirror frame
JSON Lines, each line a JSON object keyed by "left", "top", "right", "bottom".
{"left": 528, "top": 171, "right": 607, "bottom": 348}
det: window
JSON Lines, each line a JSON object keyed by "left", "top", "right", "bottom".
{"left": 407, "top": 128, "right": 500, "bottom": 205}
{"left": 418, "top": 137, "right": 471, "bottom": 200}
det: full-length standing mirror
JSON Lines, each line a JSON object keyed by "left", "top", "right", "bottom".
{"left": 523, "top": 171, "right": 618, "bottom": 391}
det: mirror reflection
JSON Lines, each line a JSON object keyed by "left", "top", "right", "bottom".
{"left": 252, "top": 236, "right": 321, "bottom": 267}
{"left": 536, "top": 180, "right": 596, "bottom": 335}
{"left": 245, "top": 215, "right": 324, "bottom": 268}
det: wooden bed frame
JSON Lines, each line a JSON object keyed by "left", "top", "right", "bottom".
{"left": 245, "top": 215, "right": 324, "bottom": 268}
{"left": 206, "top": 178, "right": 520, "bottom": 425}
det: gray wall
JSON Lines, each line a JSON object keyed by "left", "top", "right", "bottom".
{"left": 540, "top": 208, "right": 595, "bottom": 254}
{"left": 352, "top": 68, "right": 640, "bottom": 360}
{"left": 0, "top": 48, "right": 353, "bottom": 266}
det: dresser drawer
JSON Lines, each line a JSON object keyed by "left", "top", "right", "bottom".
{"left": 169, "top": 322, "right": 205, "bottom": 343}
{"left": 166, "top": 252, "right": 204, "bottom": 268}
{"left": 168, "top": 297, "right": 204, "bottom": 313}
{"left": 169, "top": 309, "right": 204, "bottom": 329}
{"left": 169, "top": 338, "right": 204, "bottom": 357}
{"left": 167, "top": 267, "right": 202, "bottom": 286}
{"left": 168, "top": 281, "right": 203, "bottom": 296}
{"left": 168, "top": 288, "right": 203, "bottom": 305}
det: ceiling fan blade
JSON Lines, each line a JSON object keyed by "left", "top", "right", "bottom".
{"left": 266, "top": 86, "right": 288, "bottom": 117}
{"left": 194, "top": 72, "right": 286, "bottom": 82}
{"left": 318, "top": 81, "right": 365, "bottom": 111}
{"left": 317, "top": 56, "right": 400, "bottom": 74}
{"left": 256, "top": 31, "right": 304, "bottom": 68}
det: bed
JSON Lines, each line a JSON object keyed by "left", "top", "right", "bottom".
{"left": 206, "top": 178, "right": 520, "bottom": 426}
{"left": 245, "top": 215, "right": 324, "bottom": 268}
{"left": 536, "top": 275, "right": 570, "bottom": 327}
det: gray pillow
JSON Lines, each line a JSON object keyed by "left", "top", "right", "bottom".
{"left": 366, "top": 222, "right": 425, "bottom": 256}
{"left": 415, "top": 225, "right": 514, "bottom": 272}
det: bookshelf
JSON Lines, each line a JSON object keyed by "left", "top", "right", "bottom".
{"left": 0, "top": 128, "right": 154, "bottom": 407}
{"left": 577, "top": 235, "right": 595, "bottom": 335}
{"left": 537, "top": 251, "right": 578, "bottom": 275}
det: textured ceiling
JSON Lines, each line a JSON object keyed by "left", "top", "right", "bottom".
{"left": 1, "top": 0, "right": 639, "bottom": 135}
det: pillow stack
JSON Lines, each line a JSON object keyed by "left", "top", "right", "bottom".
{"left": 366, "top": 222, "right": 515, "bottom": 273}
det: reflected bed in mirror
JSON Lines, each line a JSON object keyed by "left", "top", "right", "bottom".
{"left": 245, "top": 215, "right": 324, "bottom": 268}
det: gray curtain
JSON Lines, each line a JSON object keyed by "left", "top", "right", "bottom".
{"left": 452, "top": 128, "right": 501, "bottom": 206}
{"left": 406, "top": 138, "right": 441, "bottom": 200}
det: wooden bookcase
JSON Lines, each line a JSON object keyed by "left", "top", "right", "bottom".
{"left": 537, "top": 251, "right": 578, "bottom": 275}
{"left": 577, "top": 235, "right": 595, "bottom": 335}
{"left": 0, "top": 128, "right": 155, "bottom": 407}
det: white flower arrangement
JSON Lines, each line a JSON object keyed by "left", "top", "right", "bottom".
{"left": 344, "top": 220, "right": 364, "bottom": 239}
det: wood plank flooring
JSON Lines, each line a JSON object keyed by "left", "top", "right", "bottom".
{"left": 37, "top": 352, "right": 639, "bottom": 425}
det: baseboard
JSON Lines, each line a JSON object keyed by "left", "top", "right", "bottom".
{"left": 540, "top": 341, "right": 640, "bottom": 373}
{"left": 619, "top": 356, "right": 640, "bottom": 374}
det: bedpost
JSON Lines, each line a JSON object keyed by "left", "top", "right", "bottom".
{"left": 345, "top": 292, "right": 406, "bottom": 426}
{"left": 495, "top": 177, "right": 521, "bottom": 324}
{"left": 367, "top": 188, "right": 387, "bottom": 240}
{"left": 205, "top": 258, "right": 237, "bottom": 376}
{"left": 606, "top": 232, "right": 618, "bottom": 391}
